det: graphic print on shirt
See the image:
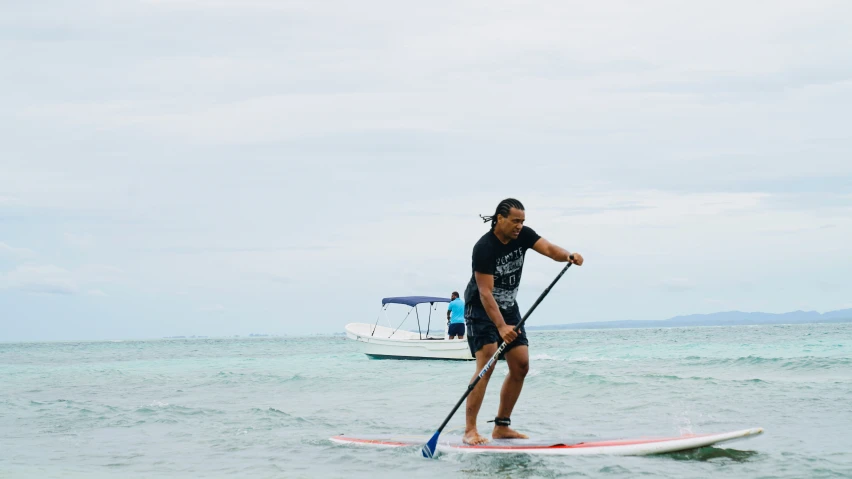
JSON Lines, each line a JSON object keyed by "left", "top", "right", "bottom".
{"left": 492, "top": 248, "right": 525, "bottom": 309}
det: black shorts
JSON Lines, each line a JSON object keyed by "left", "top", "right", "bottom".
{"left": 447, "top": 323, "right": 466, "bottom": 337}
{"left": 465, "top": 305, "right": 528, "bottom": 359}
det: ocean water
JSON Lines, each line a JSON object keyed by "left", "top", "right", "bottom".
{"left": 1, "top": 323, "right": 851, "bottom": 478}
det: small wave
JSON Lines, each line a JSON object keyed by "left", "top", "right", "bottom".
{"left": 135, "top": 402, "right": 221, "bottom": 418}
{"left": 558, "top": 370, "right": 639, "bottom": 386}
{"left": 530, "top": 353, "right": 559, "bottom": 361}
{"left": 568, "top": 356, "right": 626, "bottom": 362}
{"left": 280, "top": 373, "right": 305, "bottom": 383}
{"left": 635, "top": 373, "right": 768, "bottom": 384}
{"left": 249, "top": 407, "right": 313, "bottom": 425}
{"left": 599, "top": 465, "right": 632, "bottom": 474}
{"left": 530, "top": 354, "right": 626, "bottom": 362}
{"left": 685, "top": 355, "right": 850, "bottom": 370}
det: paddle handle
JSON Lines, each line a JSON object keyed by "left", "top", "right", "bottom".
{"left": 433, "top": 262, "right": 572, "bottom": 435}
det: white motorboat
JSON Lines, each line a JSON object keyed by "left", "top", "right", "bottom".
{"left": 345, "top": 296, "right": 474, "bottom": 360}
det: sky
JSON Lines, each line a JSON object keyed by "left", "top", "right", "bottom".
{"left": 1, "top": 0, "right": 851, "bottom": 341}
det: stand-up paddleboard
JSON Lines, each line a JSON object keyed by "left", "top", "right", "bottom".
{"left": 331, "top": 428, "right": 763, "bottom": 456}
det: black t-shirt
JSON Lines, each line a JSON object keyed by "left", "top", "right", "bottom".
{"left": 463, "top": 226, "right": 541, "bottom": 323}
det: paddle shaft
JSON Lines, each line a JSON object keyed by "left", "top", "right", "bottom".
{"left": 432, "top": 262, "right": 572, "bottom": 436}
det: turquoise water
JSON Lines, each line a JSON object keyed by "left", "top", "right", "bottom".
{"left": 2, "top": 323, "right": 851, "bottom": 478}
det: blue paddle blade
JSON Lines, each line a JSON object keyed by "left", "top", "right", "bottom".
{"left": 421, "top": 431, "right": 440, "bottom": 459}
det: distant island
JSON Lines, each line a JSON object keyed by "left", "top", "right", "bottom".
{"left": 527, "top": 308, "right": 852, "bottom": 331}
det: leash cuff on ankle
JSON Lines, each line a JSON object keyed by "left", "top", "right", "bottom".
{"left": 488, "top": 417, "right": 511, "bottom": 427}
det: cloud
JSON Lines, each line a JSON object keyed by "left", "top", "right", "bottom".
{"left": 137, "top": 245, "right": 327, "bottom": 254}
{"left": 0, "top": 263, "right": 122, "bottom": 295}
{"left": 18, "top": 283, "right": 78, "bottom": 295}
{"left": 79, "top": 264, "right": 123, "bottom": 282}
{"left": 0, "top": 242, "right": 35, "bottom": 259}
{"left": 64, "top": 232, "right": 95, "bottom": 248}
{"left": 0, "top": 264, "right": 79, "bottom": 295}
{"left": 549, "top": 203, "right": 655, "bottom": 217}
{"left": 244, "top": 272, "right": 291, "bottom": 285}
{"left": 2, "top": 0, "right": 852, "bottom": 339}
{"left": 199, "top": 304, "right": 225, "bottom": 312}
{"left": 661, "top": 278, "right": 695, "bottom": 292}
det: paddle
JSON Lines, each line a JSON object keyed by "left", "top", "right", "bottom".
{"left": 421, "top": 262, "right": 573, "bottom": 458}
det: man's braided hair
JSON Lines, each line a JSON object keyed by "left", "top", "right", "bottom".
{"left": 479, "top": 198, "right": 525, "bottom": 229}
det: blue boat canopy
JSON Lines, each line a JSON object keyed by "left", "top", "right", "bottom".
{"left": 382, "top": 296, "right": 451, "bottom": 307}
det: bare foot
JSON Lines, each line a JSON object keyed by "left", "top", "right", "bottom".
{"left": 463, "top": 428, "right": 490, "bottom": 445}
{"left": 492, "top": 425, "right": 529, "bottom": 440}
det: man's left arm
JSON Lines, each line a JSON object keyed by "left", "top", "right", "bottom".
{"left": 532, "top": 238, "right": 584, "bottom": 265}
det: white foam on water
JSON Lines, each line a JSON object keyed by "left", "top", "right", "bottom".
{"left": 530, "top": 353, "right": 560, "bottom": 361}
{"left": 673, "top": 401, "right": 694, "bottom": 435}
{"left": 531, "top": 354, "right": 628, "bottom": 362}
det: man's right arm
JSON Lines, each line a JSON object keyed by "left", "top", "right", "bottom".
{"left": 474, "top": 272, "right": 518, "bottom": 344}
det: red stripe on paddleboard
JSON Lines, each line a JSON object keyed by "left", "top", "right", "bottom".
{"left": 451, "top": 434, "right": 712, "bottom": 450}
{"left": 564, "top": 434, "right": 710, "bottom": 448}
{"left": 333, "top": 433, "right": 718, "bottom": 450}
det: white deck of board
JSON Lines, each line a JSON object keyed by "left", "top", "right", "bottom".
{"left": 330, "top": 427, "right": 764, "bottom": 456}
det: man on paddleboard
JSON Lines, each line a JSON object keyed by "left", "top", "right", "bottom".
{"left": 463, "top": 198, "right": 583, "bottom": 445}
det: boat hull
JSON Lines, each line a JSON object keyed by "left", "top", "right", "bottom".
{"left": 345, "top": 323, "right": 474, "bottom": 360}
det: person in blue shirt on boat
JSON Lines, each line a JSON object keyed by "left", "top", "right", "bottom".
{"left": 462, "top": 198, "right": 583, "bottom": 446}
{"left": 446, "top": 291, "right": 465, "bottom": 339}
